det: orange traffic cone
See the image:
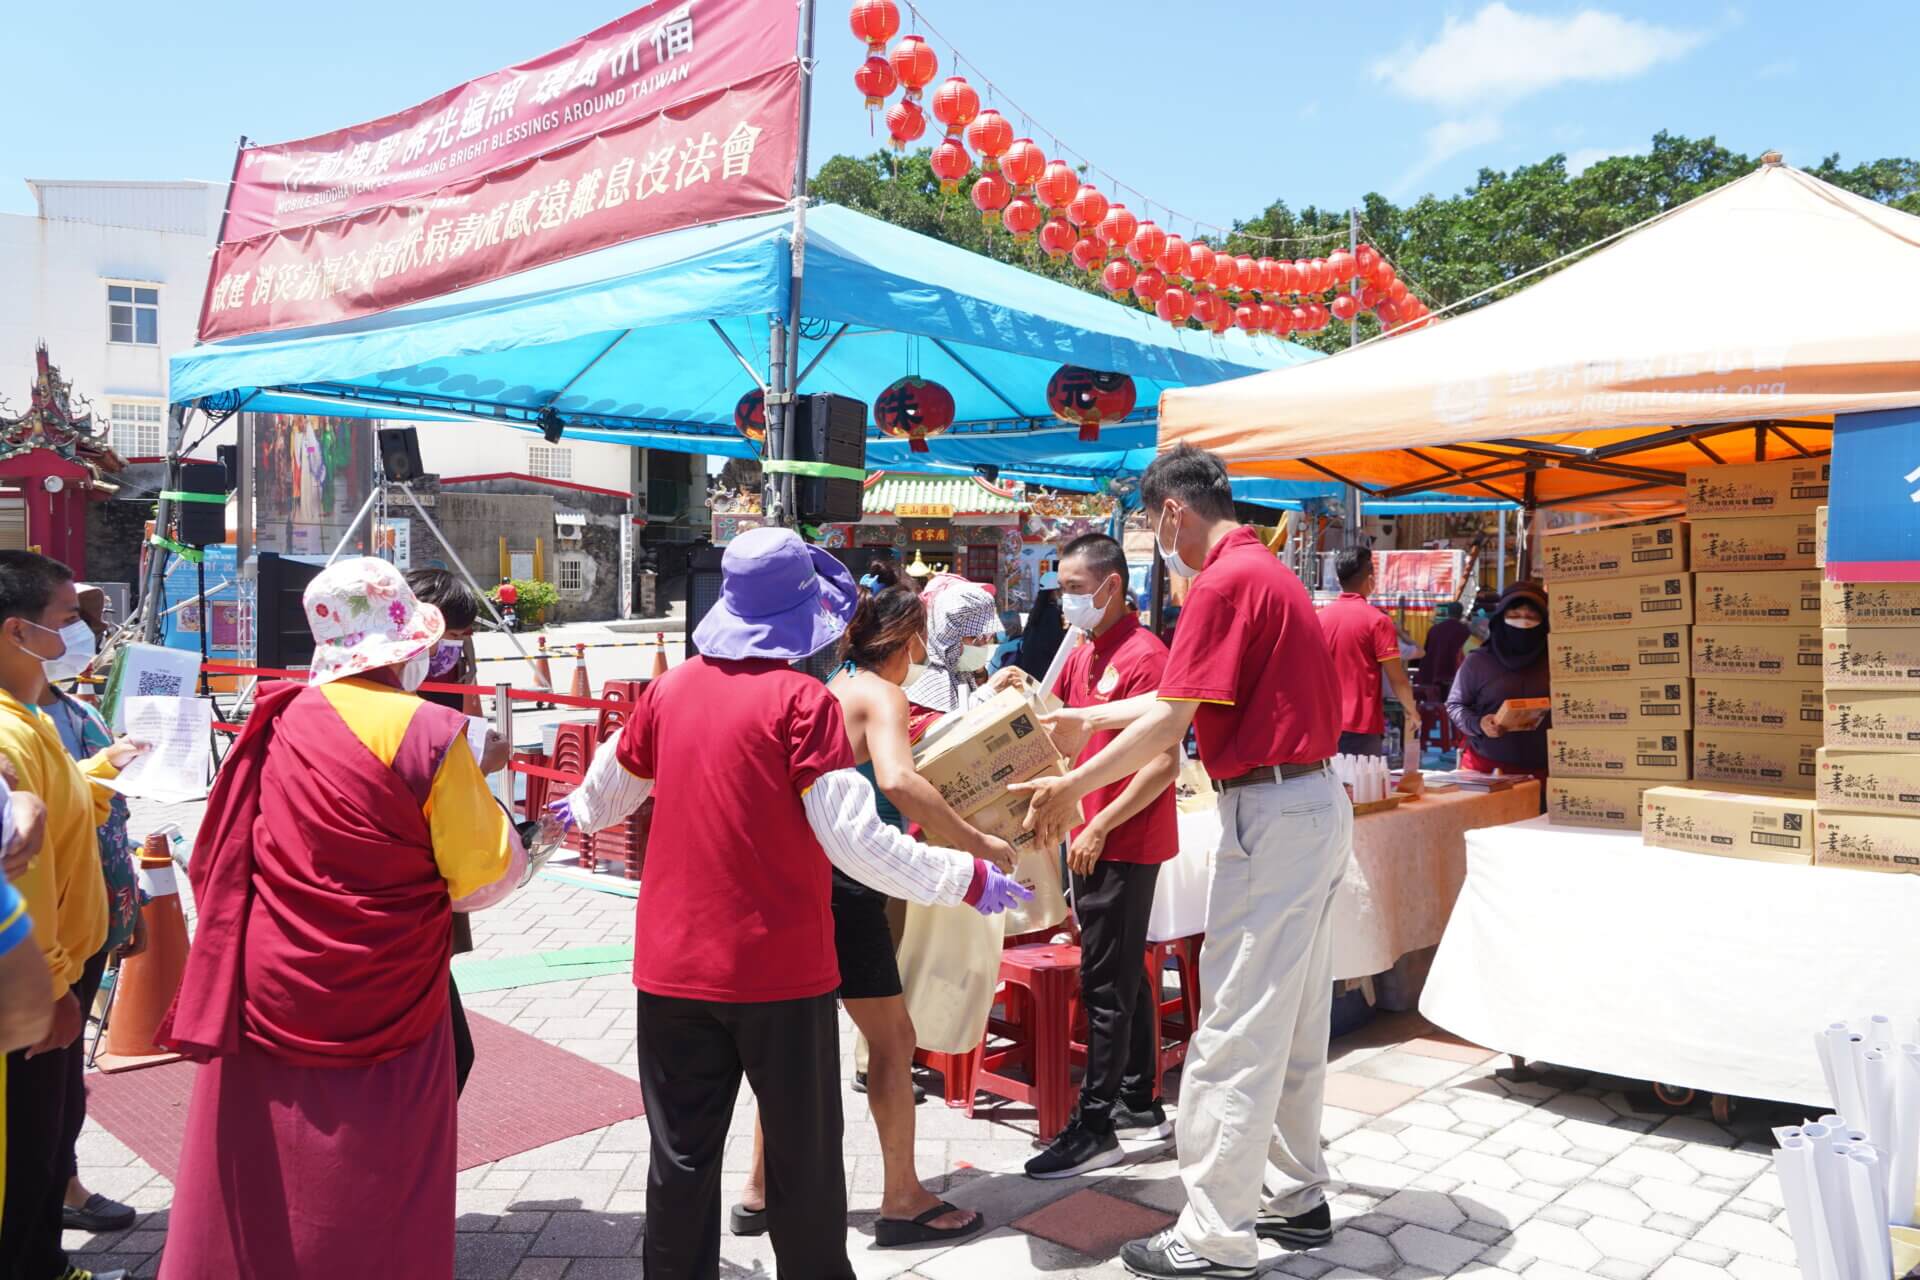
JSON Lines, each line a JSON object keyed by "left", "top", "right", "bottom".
{"left": 96, "top": 834, "right": 189, "bottom": 1073}
{"left": 651, "top": 634, "right": 668, "bottom": 679}
{"left": 570, "top": 642, "right": 592, "bottom": 700}
{"left": 531, "top": 636, "right": 555, "bottom": 708}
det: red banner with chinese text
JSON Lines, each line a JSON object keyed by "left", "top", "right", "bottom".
{"left": 220, "top": 0, "right": 797, "bottom": 243}
{"left": 198, "top": 64, "right": 800, "bottom": 341}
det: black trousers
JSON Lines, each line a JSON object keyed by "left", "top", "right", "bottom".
{"left": 450, "top": 975, "right": 475, "bottom": 1096}
{"left": 2, "top": 962, "right": 100, "bottom": 1279}
{"left": 58, "top": 947, "right": 111, "bottom": 1186}
{"left": 1071, "top": 859, "right": 1163, "bottom": 1134}
{"left": 635, "top": 991, "right": 851, "bottom": 1280}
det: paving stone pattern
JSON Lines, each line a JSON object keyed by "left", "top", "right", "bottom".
{"left": 71, "top": 846, "right": 1861, "bottom": 1279}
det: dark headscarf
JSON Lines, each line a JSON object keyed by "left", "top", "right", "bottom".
{"left": 1016, "top": 589, "right": 1066, "bottom": 680}
{"left": 1487, "top": 582, "right": 1550, "bottom": 672}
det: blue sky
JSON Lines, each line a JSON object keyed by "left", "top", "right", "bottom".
{"left": 6, "top": 1, "right": 1915, "bottom": 228}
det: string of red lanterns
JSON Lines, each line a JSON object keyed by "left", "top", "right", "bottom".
{"left": 844, "top": 0, "right": 1436, "bottom": 337}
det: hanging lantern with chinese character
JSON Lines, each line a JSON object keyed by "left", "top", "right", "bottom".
{"left": 885, "top": 98, "right": 926, "bottom": 150}
{"left": 1128, "top": 221, "right": 1167, "bottom": 266}
{"left": 889, "top": 35, "right": 938, "bottom": 100}
{"left": 1158, "top": 234, "right": 1190, "bottom": 280}
{"left": 964, "top": 109, "right": 1013, "bottom": 170}
{"left": 971, "top": 172, "right": 1010, "bottom": 227}
{"left": 1066, "top": 185, "right": 1108, "bottom": 235}
{"left": 854, "top": 55, "right": 897, "bottom": 110}
{"left": 1036, "top": 160, "right": 1078, "bottom": 212}
{"left": 875, "top": 376, "right": 956, "bottom": 453}
{"left": 733, "top": 388, "right": 767, "bottom": 444}
{"left": 930, "top": 76, "right": 979, "bottom": 136}
{"left": 1002, "top": 195, "right": 1042, "bottom": 240}
{"left": 1101, "top": 258, "right": 1137, "bottom": 299}
{"left": 1098, "top": 204, "right": 1138, "bottom": 251}
{"left": 1038, "top": 217, "right": 1076, "bottom": 258}
{"left": 929, "top": 138, "right": 970, "bottom": 193}
{"left": 849, "top": 0, "right": 900, "bottom": 53}
{"left": 1046, "top": 365, "right": 1138, "bottom": 442}
{"left": 1002, "top": 138, "right": 1045, "bottom": 192}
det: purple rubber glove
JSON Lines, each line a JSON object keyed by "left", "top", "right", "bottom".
{"left": 972, "top": 865, "right": 1034, "bottom": 916}
{"left": 545, "top": 796, "right": 579, "bottom": 833}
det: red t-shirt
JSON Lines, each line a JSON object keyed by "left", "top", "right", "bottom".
{"left": 1052, "top": 616, "right": 1178, "bottom": 865}
{"left": 496, "top": 583, "right": 518, "bottom": 605}
{"left": 1158, "top": 527, "right": 1340, "bottom": 779}
{"left": 615, "top": 656, "right": 855, "bottom": 1002}
{"left": 1318, "top": 592, "right": 1400, "bottom": 736}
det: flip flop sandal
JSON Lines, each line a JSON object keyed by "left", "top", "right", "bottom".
{"left": 729, "top": 1203, "right": 768, "bottom": 1237}
{"left": 874, "top": 1201, "right": 985, "bottom": 1248}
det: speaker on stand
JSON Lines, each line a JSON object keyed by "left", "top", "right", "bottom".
{"left": 792, "top": 394, "right": 866, "bottom": 527}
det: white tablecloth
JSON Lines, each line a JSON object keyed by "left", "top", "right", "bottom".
{"left": 1420, "top": 814, "right": 1920, "bottom": 1106}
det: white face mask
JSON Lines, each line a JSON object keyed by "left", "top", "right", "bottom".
{"left": 1504, "top": 617, "right": 1542, "bottom": 631}
{"left": 1060, "top": 578, "right": 1116, "bottom": 631}
{"left": 1156, "top": 506, "right": 1204, "bottom": 580}
{"left": 400, "top": 650, "right": 431, "bottom": 692}
{"left": 36, "top": 621, "right": 98, "bottom": 682}
{"left": 956, "top": 644, "right": 993, "bottom": 673}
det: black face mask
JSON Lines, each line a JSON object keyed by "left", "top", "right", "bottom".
{"left": 1488, "top": 615, "right": 1548, "bottom": 670}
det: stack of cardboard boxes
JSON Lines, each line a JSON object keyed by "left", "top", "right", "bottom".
{"left": 1813, "top": 507, "right": 1920, "bottom": 876}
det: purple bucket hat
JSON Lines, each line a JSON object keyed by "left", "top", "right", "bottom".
{"left": 693, "top": 527, "right": 858, "bottom": 661}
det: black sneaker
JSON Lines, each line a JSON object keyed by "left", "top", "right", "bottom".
{"left": 1024, "top": 1120, "right": 1123, "bottom": 1179}
{"left": 1119, "top": 1228, "right": 1256, "bottom": 1279}
{"left": 1112, "top": 1099, "right": 1173, "bottom": 1140}
{"left": 1255, "top": 1200, "right": 1333, "bottom": 1250}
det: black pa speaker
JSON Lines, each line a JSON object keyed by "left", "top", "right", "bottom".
{"left": 683, "top": 545, "right": 728, "bottom": 659}
{"left": 378, "top": 427, "right": 425, "bottom": 484}
{"left": 792, "top": 393, "right": 866, "bottom": 526}
{"left": 175, "top": 460, "right": 229, "bottom": 547}
{"left": 256, "top": 553, "right": 324, "bottom": 671}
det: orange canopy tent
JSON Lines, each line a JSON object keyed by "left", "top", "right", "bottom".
{"left": 1159, "top": 159, "right": 1920, "bottom": 511}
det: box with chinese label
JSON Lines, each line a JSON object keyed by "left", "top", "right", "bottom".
{"left": 1820, "top": 581, "right": 1920, "bottom": 628}
{"left": 1539, "top": 520, "right": 1687, "bottom": 583}
{"left": 1812, "top": 809, "right": 1920, "bottom": 875}
{"left": 912, "top": 688, "right": 1065, "bottom": 819}
{"left": 1690, "top": 514, "right": 1820, "bottom": 573}
{"left": 1693, "top": 679, "right": 1823, "bottom": 733}
{"left": 1815, "top": 748, "right": 1920, "bottom": 816}
{"left": 1822, "top": 691, "right": 1920, "bottom": 751}
{"left": 1692, "top": 731, "right": 1817, "bottom": 792}
{"left": 1694, "top": 570, "right": 1823, "bottom": 626}
{"left": 1691, "top": 625, "right": 1822, "bottom": 681}
{"left": 1551, "top": 679, "right": 1690, "bottom": 730}
{"left": 1641, "top": 785, "right": 1816, "bottom": 863}
{"left": 1551, "top": 572, "right": 1693, "bottom": 633}
{"left": 1816, "top": 505, "right": 1827, "bottom": 568}
{"left": 1821, "top": 627, "right": 1920, "bottom": 690}
{"left": 1684, "top": 457, "right": 1830, "bottom": 520}
{"left": 1550, "top": 625, "right": 1691, "bottom": 683}
{"left": 1546, "top": 777, "right": 1651, "bottom": 830}
{"left": 1547, "top": 729, "right": 1691, "bottom": 781}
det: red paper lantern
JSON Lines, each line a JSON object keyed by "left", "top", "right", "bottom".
{"left": 1129, "top": 221, "right": 1168, "bottom": 266}
{"left": 1208, "top": 305, "right": 1231, "bottom": 335}
{"left": 1376, "top": 300, "right": 1401, "bottom": 327}
{"left": 734, "top": 387, "right": 766, "bottom": 443}
{"left": 1304, "top": 257, "right": 1327, "bottom": 292}
{"left": 1326, "top": 250, "right": 1356, "bottom": 283}
{"left": 1158, "top": 234, "right": 1190, "bottom": 279}
{"left": 1046, "top": 365, "right": 1138, "bottom": 441}
{"left": 875, "top": 376, "right": 956, "bottom": 453}
{"left": 1132, "top": 266, "right": 1167, "bottom": 301}
{"left": 1097, "top": 203, "right": 1138, "bottom": 249}
{"left": 964, "top": 109, "right": 1013, "bottom": 169}
{"left": 885, "top": 99, "right": 925, "bottom": 150}
{"left": 1259, "top": 302, "right": 1283, "bottom": 333}
{"left": 889, "top": 35, "right": 938, "bottom": 99}
{"left": 1356, "top": 244, "right": 1379, "bottom": 275}
{"left": 1002, "top": 195, "right": 1042, "bottom": 240}
{"left": 1070, "top": 236, "right": 1104, "bottom": 271}
{"left": 1289, "top": 305, "right": 1310, "bottom": 330}
{"left": 1156, "top": 285, "right": 1191, "bottom": 325}
{"left": 1210, "top": 252, "right": 1236, "bottom": 292}
{"left": 930, "top": 76, "right": 979, "bottom": 136}
{"left": 849, "top": 0, "right": 900, "bottom": 53}
{"left": 1257, "top": 257, "right": 1283, "bottom": 295}
{"left": 1330, "top": 293, "right": 1359, "bottom": 321}
{"left": 970, "top": 172, "right": 1010, "bottom": 227}
{"left": 1309, "top": 302, "right": 1330, "bottom": 330}
{"left": 1186, "top": 241, "right": 1216, "bottom": 284}
{"left": 854, "top": 55, "right": 897, "bottom": 108}
{"left": 1101, "top": 258, "right": 1137, "bottom": 297}
{"left": 1066, "top": 185, "right": 1109, "bottom": 232}
{"left": 1036, "top": 160, "right": 1079, "bottom": 211}
{"left": 1388, "top": 279, "right": 1410, "bottom": 303}
{"left": 930, "top": 139, "right": 970, "bottom": 193}
{"left": 1273, "top": 259, "right": 1297, "bottom": 294}
{"left": 1038, "top": 218, "right": 1076, "bottom": 258}
{"left": 1191, "top": 288, "right": 1219, "bottom": 326}
{"left": 1234, "top": 303, "right": 1261, "bottom": 331}
{"left": 1002, "top": 138, "right": 1045, "bottom": 191}
{"left": 1233, "top": 255, "right": 1259, "bottom": 293}
{"left": 1371, "top": 257, "right": 1397, "bottom": 289}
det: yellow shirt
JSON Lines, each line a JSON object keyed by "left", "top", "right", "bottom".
{"left": 319, "top": 679, "right": 512, "bottom": 901}
{"left": 0, "top": 689, "right": 113, "bottom": 1002}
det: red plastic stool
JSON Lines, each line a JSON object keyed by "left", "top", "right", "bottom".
{"left": 969, "top": 943, "right": 1081, "bottom": 1141}
{"left": 913, "top": 1047, "right": 978, "bottom": 1108}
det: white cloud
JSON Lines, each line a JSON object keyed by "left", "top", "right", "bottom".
{"left": 1754, "top": 58, "right": 1795, "bottom": 79}
{"left": 1373, "top": 3, "right": 1708, "bottom": 109}
{"left": 1566, "top": 145, "right": 1640, "bottom": 174}
{"left": 1395, "top": 115, "right": 1505, "bottom": 194}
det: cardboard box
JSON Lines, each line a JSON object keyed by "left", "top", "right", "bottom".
{"left": 1641, "top": 785, "right": 1816, "bottom": 863}
{"left": 1494, "top": 698, "right": 1552, "bottom": 731}
{"left": 1552, "top": 679, "right": 1691, "bottom": 730}
{"left": 1813, "top": 809, "right": 1920, "bottom": 875}
{"left": 1694, "top": 570, "right": 1823, "bottom": 626}
{"left": 1549, "top": 625, "right": 1690, "bottom": 682}
{"left": 1552, "top": 571, "right": 1693, "bottom": 633}
{"left": 1694, "top": 679, "right": 1823, "bottom": 733}
{"left": 1690, "top": 514, "right": 1820, "bottom": 572}
{"left": 1546, "top": 777, "right": 1650, "bottom": 830}
{"left": 1539, "top": 520, "right": 1687, "bottom": 582}
{"left": 912, "top": 688, "right": 1064, "bottom": 820}
{"left": 1691, "top": 625, "right": 1823, "bottom": 681}
{"left": 1548, "top": 729, "right": 1690, "bottom": 781}
{"left": 1685, "top": 457, "right": 1831, "bottom": 520}
{"left": 1823, "top": 690, "right": 1920, "bottom": 751}
{"left": 1693, "top": 731, "right": 1818, "bottom": 792}
{"left": 1816, "top": 505, "right": 1827, "bottom": 568}
{"left": 1815, "top": 748, "right": 1920, "bottom": 816}
{"left": 1821, "top": 627, "right": 1920, "bottom": 689}
{"left": 1820, "top": 580, "right": 1920, "bottom": 628}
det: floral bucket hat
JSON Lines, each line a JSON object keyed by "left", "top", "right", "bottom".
{"left": 302, "top": 556, "right": 445, "bottom": 686}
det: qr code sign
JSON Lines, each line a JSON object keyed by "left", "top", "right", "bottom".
{"left": 134, "top": 671, "right": 188, "bottom": 698}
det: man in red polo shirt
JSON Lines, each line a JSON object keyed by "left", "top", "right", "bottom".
{"left": 1317, "top": 546, "right": 1420, "bottom": 757}
{"left": 1015, "top": 532, "right": 1181, "bottom": 1180}
{"left": 1015, "top": 446, "right": 1350, "bottom": 1280}
{"left": 556, "top": 527, "right": 1029, "bottom": 1280}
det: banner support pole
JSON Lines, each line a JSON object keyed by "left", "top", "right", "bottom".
{"left": 767, "top": 0, "right": 818, "bottom": 528}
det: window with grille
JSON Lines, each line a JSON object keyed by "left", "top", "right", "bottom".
{"left": 109, "top": 402, "right": 166, "bottom": 457}
{"left": 556, "top": 555, "right": 586, "bottom": 596}
{"left": 107, "top": 283, "right": 159, "bottom": 345}
{"left": 527, "top": 445, "right": 573, "bottom": 479}
{"left": 964, "top": 544, "right": 999, "bottom": 586}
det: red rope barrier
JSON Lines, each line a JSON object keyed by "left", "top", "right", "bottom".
{"left": 195, "top": 661, "right": 635, "bottom": 714}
